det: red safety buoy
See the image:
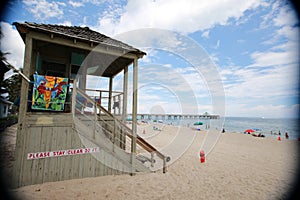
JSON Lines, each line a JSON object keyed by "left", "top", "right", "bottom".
{"left": 200, "top": 150, "right": 205, "bottom": 163}
{"left": 278, "top": 136, "right": 281, "bottom": 141}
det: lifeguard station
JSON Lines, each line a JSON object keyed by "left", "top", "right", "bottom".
{"left": 12, "top": 22, "right": 168, "bottom": 188}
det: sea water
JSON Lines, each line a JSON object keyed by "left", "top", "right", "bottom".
{"left": 140, "top": 117, "right": 300, "bottom": 140}
{"left": 220, "top": 117, "right": 300, "bottom": 140}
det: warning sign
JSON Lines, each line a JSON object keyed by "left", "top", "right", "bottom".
{"left": 27, "top": 147, "right": 100, "bottom": 160}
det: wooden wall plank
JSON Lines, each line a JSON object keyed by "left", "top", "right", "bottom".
{"left": 62, "top": 127, "right": 73, "bottom": 181}
{"left": 71, "top": 127, "right": 81, "bottom": 179}
{"left": 11, "top": 126, "right": 27, "bottom": 188}
{"left": 48, "top": 127, "right": 58, "bottom": 183}
{"left": 56, "top": 127, "right": 65, "bottom": 182}
{"left": 32, "top": 127, "right": 44, "bottom": 185}
{"left": 42, "top": 126, "right": 54, "bottom": 183}
{"left": 13, "top": 113, "right": 136, "bottom": 187}
{"left": 22, "top": 127, "right": 42, "bottom": 186}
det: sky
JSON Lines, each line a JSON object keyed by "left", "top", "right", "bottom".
{"left": 0, "top": 0, "right": 299, "bottom": 118}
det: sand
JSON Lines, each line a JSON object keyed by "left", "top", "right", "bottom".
{"left": 1, "top": 123, "right": 299, "bottom": 200}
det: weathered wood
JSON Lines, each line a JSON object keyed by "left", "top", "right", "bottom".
{"left": 131, "top": 58, "right": 138, "bottom": 174}
{"left": 11, "top": 34, "right": 33, "bottom": 188}
{"left": 12, "top": 22, "right": 158, "bottom": 188}
{"left": 30, "top": 31, "right": 138, "bottom": 60}
{"left": 18, "top": 33, "right": 32, "bottom": 125}
{"left": 121, "top": 67, "right": 128, "bottom": 150}
{"left": 71, "top": 126, "right": 81, "bottom": 179}
{"left": 62, "top": 127, "right": 72, "bottom": 181}
{"left": 42, "top": 126, "right": 54, "bottom": 183}
{"left": 108, "top": 77, "right": 113, "bottom": 113}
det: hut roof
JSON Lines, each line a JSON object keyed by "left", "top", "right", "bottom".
{"left": 13, "top": 22, "right": 146, "bottom": 58}
{"left": 13, "top": 22, "right": 146, "bottom": 77}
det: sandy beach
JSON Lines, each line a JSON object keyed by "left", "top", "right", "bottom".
{"left": 1, "top": 123, "right": 299, "bottom": 200}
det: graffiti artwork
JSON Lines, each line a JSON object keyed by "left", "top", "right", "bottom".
{"left": 32, "top": 74, "right": 68, "bottom": 111}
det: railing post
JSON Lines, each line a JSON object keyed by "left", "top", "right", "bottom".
{"left": 71, "top": 79, "right": 77, "bottom": 117}
{"left": 150, "top": 152, "right": 155, "bottom": 167}
{"left": 99, "top": 90, "right": 102, "bottom": 109}
{"left": 93, "top": 100, "right": 97, "bottom": 139}
{"left": 113, "top": 95, "right": 116, "bottom": 115}
{"left": 163, "top": 156, "right": 167, "bottom": 173}
{"left": 113, "top": 119, "right": 116, "bottom": 152}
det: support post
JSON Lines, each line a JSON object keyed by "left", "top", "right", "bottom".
{"left": 17, "top": 34, "right": 32, "bottom": 127}
{"left": 131, "top": 58, "right": 138, "bottom": 175}
{"left": 78, "top": 64, "right": 87, "bottom": 90}
{"left": 12, "top": 34, "right": 33, "bottom": 188}
{"left": 122, "top": 66, "right": 128, "bottom": 122}
{"left": 71, "top": 79, "right": 77, "bottom": 116}
{"left": 108, "top": 76, "right": 113, "bottom": 113}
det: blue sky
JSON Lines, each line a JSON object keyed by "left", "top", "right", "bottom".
{"left": 0, "top": 0, "right": 299, "bottom": 118}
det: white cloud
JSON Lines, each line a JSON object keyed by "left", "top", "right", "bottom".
{"left": 220, "top": 60, "right": 299, "bottom": 118}
{"left": 218, "top": 1, "right": 299, "bottom": 118}
{"left": 69, "top": 0, "right": 84, "bottom": 8}
{"left": 272, "top": 2, "right": 298, "bottom": 27}
{"left": 83, "top": 0, "right": 104, "bottom": 5}
{"left": 201, "top": 30, "right": 210, "bottom": 39}
{"left": 249, "top": 50, "right": 298, "bottom": 67}
{"left": 225, "top": 103, "right": 299, "bottom": 118}
{"left": 97, "top": 0, "right": 264, "bottom": 35}
{"left": 214, "top": 40, "right": 220, "bottom": 49}
{"left": 58, "top": 21, "right": 72, "bottom": 26}
{"left": 23, "top": 0, "right": 65, "bottom": 20}
{"left": 0, "top": 22, "right": 25, "bottom": 71}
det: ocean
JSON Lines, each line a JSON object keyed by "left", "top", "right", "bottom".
{"left": 140, "top": 117, "right": 300, "bottom": 140}
{"left": 221, "top": 117, "right": 299, "bottom": 140}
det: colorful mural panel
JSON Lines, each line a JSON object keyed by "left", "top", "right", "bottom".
{"left": 32, "top": 74, "right": 68, "bottom": 111}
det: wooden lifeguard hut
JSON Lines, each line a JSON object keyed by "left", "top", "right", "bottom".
{"left": 11, "top": 22, "right": 168, "bottom": 188}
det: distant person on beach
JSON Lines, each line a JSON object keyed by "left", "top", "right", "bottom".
{"left": 285, "top": 132, "right": 289, "bottom": 139}
{"left": 222, "top": 128, "right": 225, "bottom": 133}
{"left": 278, "top": 131, "right": 281, "bottom": 136}
{"left": 270, "top": 131, "right": 273, "bottom": 135}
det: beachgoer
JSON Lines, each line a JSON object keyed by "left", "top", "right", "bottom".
{"left": 270, "top": 131, "right": 273, "bottom": 135}
{"left": 222, "top": 128, "right": 225, "bottom": 133}
{"left": 278, "top": 131, "right": 281, "bottom": 135}
{"left": 285, "top": 132, "right": 289, "bottom": 139}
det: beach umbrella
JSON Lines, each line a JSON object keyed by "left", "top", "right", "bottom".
{"left": 244, "top": 129, "right": 255, "bottom": 133}
{"left": 193, "top": 122, "right": 203, "bottom": 125}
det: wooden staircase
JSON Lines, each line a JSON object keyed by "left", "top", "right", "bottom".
{"left": 73, "top": 88, "right": 168, "bottom": 174}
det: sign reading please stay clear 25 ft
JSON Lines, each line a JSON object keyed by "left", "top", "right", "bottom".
{"left": 27, "top": 147, "right": 100, "bottom": 160}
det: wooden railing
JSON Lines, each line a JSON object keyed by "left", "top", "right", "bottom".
{"left": 73, "top": 87, "right": 169, "bottom": 173}
{"left": 84, "top": 88, "right": 123, "bottom": 116}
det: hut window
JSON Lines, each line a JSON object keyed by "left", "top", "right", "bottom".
{"left": 71, "top": 52, "right": 85, "bottom": 66}
{"left": 39, "top": 60, "right": 66, "bottom": 77}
